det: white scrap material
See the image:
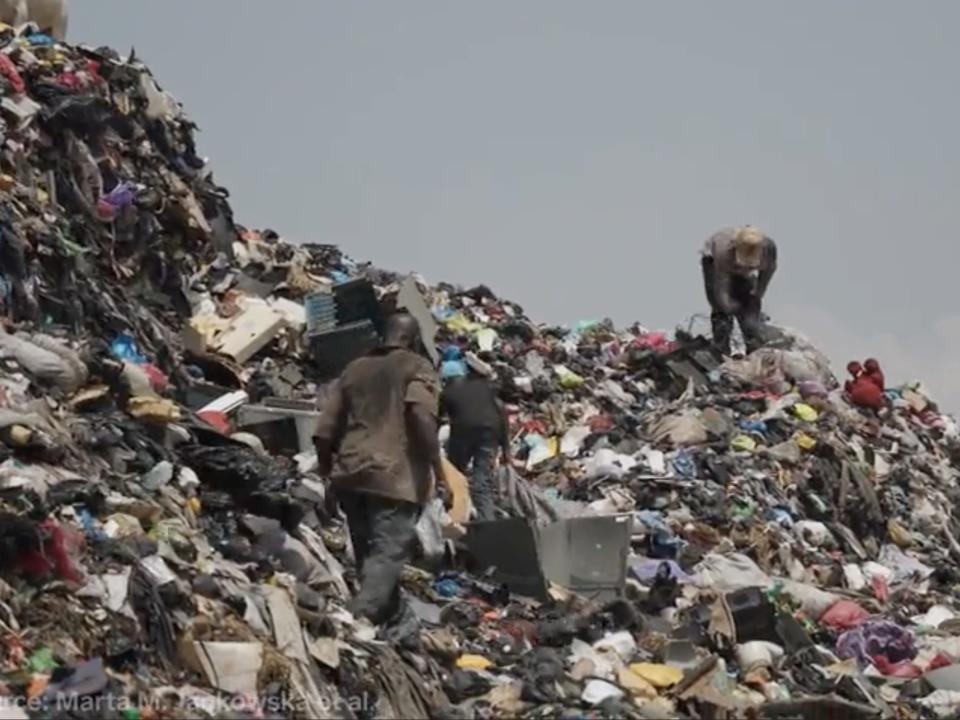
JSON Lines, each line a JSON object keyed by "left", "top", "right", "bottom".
{"left": 912, "top": 605, "right": 956, "bottom": 629}
{"left": 843, "top": 564, "right": 866, "bottom": 592}
{"left": 193, "top": 641, "right": 263, "bottom": 695}
{"left": 560, "top": 426, "right": 591, "bottom": 458}
{"left": 199, "top": 390, "right": 249, "bottom": 415}
{"left": 581, "top": 679, "right": 624, "bottom": 705}
{"left": 140, "top": 555, "right": 177, "bottom": 586}
{"left": 102, "top": 568, "right": 131, "bottom": 613}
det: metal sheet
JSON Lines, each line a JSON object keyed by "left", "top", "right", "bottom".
{"left": 465, "top": 515, "right": 630, "bottom": 601}
{"left": 539, "top": 515, "right": 631, "bottom": 601}
{"left": 465, "top": 518, "right": 548, "bottom": 600}
{"left": 395, "top": 276, "right": 439, "bottom": 365}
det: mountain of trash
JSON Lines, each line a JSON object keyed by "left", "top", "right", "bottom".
{"left": 0, "top": 23, "right": 959, "bottom": 720}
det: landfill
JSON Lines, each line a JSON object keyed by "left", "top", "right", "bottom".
{"left": 0, "top": 20, "right": 959, "bottom": 720}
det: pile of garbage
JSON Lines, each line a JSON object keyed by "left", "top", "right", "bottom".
{"left": 1, "top": 23, "right": 960, "bottom": 720}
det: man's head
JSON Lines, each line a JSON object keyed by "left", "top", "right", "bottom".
{"left": 734, "top": 226, "right": 765, "bottom": 270}
{"left": 864, "top": 358, "right": 881, "bottom": 373}
{"left": 847, "top": 361, "right": 863, "bottom": 378}
{"left": 383, "top": 312, "right": 422, "bottom": 351}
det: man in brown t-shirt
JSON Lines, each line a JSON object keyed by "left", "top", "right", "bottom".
{"left": 314, "top": 313, "right": 447, "bottom": 631}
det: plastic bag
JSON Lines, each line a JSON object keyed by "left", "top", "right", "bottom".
{"left": 416, "top": 499, "right": 450, "bottom": 563}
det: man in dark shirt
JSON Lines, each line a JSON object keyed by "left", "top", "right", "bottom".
{"left": 441, "top": 360, "right": 510, "bottom": 521}
{"left": 701, "top": 225, "right": 778, "bottom": 355}
{"left": 314, "top": 313, "right": 447, "bottom": 632}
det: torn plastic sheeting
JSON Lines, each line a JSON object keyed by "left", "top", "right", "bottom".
{"left": 878, "top": 544, "right": 934, "bottom": 585}
{"left": 693, "top": 553, "right": 771, "bottom": 594}
{"left": 583, "top": 448, "right": 637, "bottom": 480}
{"left": 694, "top": 553, "right": 839, "bottom": 617}
{"left": 919, "top": 690, "right": 960, "bottom": 719}
{"left": 526, "top": 436, "right": 559, "bottom": 469}
{"left": 560, "top": 425, "right": 591, "bottom": 458}
{"left": 416, "top": 498, "right": 451, "bottom": 562}
{"left": 0, "top": 331, "right": 87, "bottom": 393}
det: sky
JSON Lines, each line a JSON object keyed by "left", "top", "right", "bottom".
{"left": 74, "top": 2, "right": 960, "bottom": 409}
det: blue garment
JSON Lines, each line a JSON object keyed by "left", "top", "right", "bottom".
{"left": 441, "top": 360, "right": 467, "bottom": 379}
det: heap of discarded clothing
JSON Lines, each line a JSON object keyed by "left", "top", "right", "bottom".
{"left": 0, "top": 23, "right": 959, "bottom": 720}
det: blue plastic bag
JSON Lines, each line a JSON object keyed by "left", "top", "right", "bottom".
{"left": 111, "top": 334, "right": 147, "bottom": 364}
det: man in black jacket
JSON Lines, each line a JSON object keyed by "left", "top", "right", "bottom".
{"left": 441, "top": 359, "right": 510, "bottom": 521}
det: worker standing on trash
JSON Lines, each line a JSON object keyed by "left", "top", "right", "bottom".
{"left": 441, "top": 353, "right": 511, "bottom": 521}
{"left": 313, "top": 312, "right": 448, "bottom": 641}
{"left": 701, "top": 225, "right": 778, "bottom": 355}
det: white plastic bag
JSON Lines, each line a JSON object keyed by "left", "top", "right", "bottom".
{"left": 416, "top": 499, "right": 450, "bottom": 562}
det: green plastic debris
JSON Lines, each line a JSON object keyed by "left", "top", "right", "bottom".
{"left": 27, "top": 647, "right": 58, "bottom": 673}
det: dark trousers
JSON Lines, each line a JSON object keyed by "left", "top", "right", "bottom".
{"left": 448, "top": 426, "right": 499, "bottom": 521}
{"left": 338, "top": 490, "right": 420, "bottom": 625}
{"left": 701, "top": 256, "right": 767, "bottom": 355}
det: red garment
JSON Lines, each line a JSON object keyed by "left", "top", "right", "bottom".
{"left": 16, "top": 520, "right": 83, "bottom": 583}
{"left": 820, "top": 599, "right": 870, "bottom": 631}
{"left": 142, "top": 364, "right": 170, "bottom": 393}
{"left": 871, "top": 575, "right": 890, "bottom": 603}
{"left": 0, "top": 55, "right": 25, "bottom": 95}
{"left": 872, "top": 655, "right": 922, "bottom": 679}
{"left": 848, "top": 377, "right": 886, "bottom": 411}
{"left": 632, "top": 332, "right": 677, "bottom": 354}
{"left": 927, "top": 653, "right": 954, "bottom": 672}
{"left": 864, "top": 359, "right": 885, "bottom": 391}
{"left": 588, "top": 413, "right": 615, "bottom": 432}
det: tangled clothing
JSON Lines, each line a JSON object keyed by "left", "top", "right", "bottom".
{"left": 864, "top": 359, "right": 885, "bottom": 391}
{"left": 845, "top": 360, "right": 887, "bottom": 411}
{"left": 338, "top": 490, "right": 420, "bottom": 626}
{"left": 314, "top": 345, "right": 439, "bottom": 505}
{"left": 0, "top": 331, "right": 88, "bottom": 393}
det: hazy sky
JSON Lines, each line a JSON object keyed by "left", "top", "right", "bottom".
{"left": 74, "top": 2, "right": 960, "bottom": 409}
